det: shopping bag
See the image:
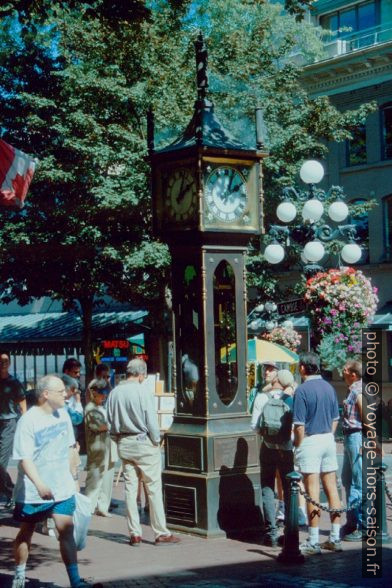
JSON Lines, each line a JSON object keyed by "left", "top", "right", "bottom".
{"left": 73, "top": 493, "right": 92, "bottom": 551}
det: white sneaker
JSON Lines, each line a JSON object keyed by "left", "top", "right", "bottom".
{"left": 300, "top": 540, "right": 322, "bottom": 555}
{"left": 276, "top": 509, "right": 285, "bottom": 522}
{"left": 321, "top": 539, "right": 343, "bottom": 552}
{"left": 12, "top": 576, "right": 25, "bottom": 588}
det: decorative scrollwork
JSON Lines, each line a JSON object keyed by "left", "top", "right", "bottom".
{"left": 269, "top": 224, "right": 290, "bottom": 242}
{"left": 338, "top": 224, "right": 360, "bottom": 242}
{"left": 328, "top": 185, "right": 345, "bottom": 200}
{"left": 314, "top": 223, "right": 338, "bottom": 242}
{"left": 281, "top": 186, "right": 299, "bottom": 202}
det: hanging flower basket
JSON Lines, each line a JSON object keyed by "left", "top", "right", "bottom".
{"left": 304, "top": 267, "right": 378, "bottom": 371}
{"left": 263, "top": 326, "right": 302, "bottom": 353}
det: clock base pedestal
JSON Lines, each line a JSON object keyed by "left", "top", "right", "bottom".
{"left": 163, "top": 415, "right": 262, "bottom": 538}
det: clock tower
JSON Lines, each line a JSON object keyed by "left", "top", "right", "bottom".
{"left": 149, "top": 33, "right": 267, "bottom": 537}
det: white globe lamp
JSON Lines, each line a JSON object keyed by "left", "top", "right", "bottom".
{"left": 255, "top": 303, "right": 265, "bottom": 312}
{"left": 264, "top": 243, "right": 285, "bottom": 264}
{"left": 341, "top": 243, "right": 362, "bottom": 264}
{"left": 328, "top": 201, "right": 349, "bottom": 223}
{"left": 302, "top": 199, "right": 324, "bottom": 222}
{"left": 265, "top": 301, "right": 277, "bottom": 312}
{"left": 300, "top": 251, "right": 309, "bottom": 264}
{"left": 303, "top": 240, "right": 325, "bottom": 262}
{"left": 283, "top": 320, "right": 294, "bottom": 329}
{"left": 300, "top": 160, "right": 324, "bottom": 184}
{"left": 265, "top": 320, "right": 276, "bottom": 331}
{"left": 277, "top": 201, "right": 297, "bottom": 223}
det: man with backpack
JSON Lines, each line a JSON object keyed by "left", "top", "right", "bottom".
{"left": 251, "top": 369, "right": 294, "bottom": 546}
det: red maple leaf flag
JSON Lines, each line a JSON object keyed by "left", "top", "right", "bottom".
{"left": 0, "top": 139, "right": 36, "bottom": 209}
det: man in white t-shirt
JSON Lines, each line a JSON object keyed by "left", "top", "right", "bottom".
{"left": 11, "top": 375, "right": 102, "bottom": 588}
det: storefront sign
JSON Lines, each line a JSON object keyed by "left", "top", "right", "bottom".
{"left": 277, "top": 298, "right": 306, "bottom": 316}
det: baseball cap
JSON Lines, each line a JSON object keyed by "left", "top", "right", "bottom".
{"left": 261, "top": 361, "right": 278, "bottom": 369}
{"left": 89, "top": 378, "right": 110, "bottom": 394}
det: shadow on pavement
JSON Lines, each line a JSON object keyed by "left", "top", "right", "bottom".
{"left": 0, "top": 573, "right": 58, "bottom": 588}
{"left": 98, "top": 543, "right": 392, "bottom": 587}
{"left": 0, "top": 536, "right": 92, "bottom": 571}
{"left": 87, "top": 530, "right": 130, "bottom": 545}
{"left": 0, "top": 537, "right": 60, "bottom": 570}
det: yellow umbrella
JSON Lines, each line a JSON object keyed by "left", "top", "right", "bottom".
{"left": 248, "top": 338, "right": 298, "bottom": 364}
{"left": 221, "top": 338, "right": 298, "bottom": 364}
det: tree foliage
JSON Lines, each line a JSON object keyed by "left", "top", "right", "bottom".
{"left": 183, "top": 0, "right": 375, "bottom": 303}
{"left": 0, "top": 0, "right": 375, "bottom": 374}
{"left": 0, "top": 0, "right": 190, "bottom": 377}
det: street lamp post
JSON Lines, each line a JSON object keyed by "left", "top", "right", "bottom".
{"left": 264, "top": 160, "right": 362, "bottom": 274}
{"left": 248, "top": 301, "right": 294, "bottom": 336}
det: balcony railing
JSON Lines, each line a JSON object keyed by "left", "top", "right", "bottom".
{"left": 291, "top": 22, "right": 392, "bottom": 66}
{"left": 321, "top": 22, "right": 392, "bottom": 60}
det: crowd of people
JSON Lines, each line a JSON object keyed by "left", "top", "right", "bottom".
{"left": 0, "top": 349, "right": 385, "bottom": 587}
{"left": 250, "top": 352, "right": 383, "bottom": 554}
{"left": 0, "top": 353, "right": 179, "bottom": 588}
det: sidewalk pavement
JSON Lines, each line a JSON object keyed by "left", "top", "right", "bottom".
{"left": 1, "top": 467, "right": 392, "bottom": 588}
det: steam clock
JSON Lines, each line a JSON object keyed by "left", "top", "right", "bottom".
{"left": 149, "top": 34, "right": 267, "bottom": 537}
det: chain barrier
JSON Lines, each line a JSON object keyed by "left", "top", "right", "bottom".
{"left": 298, "top": 486, "right": 360, "bottom": 515}
{"left": 298, "top": 479, "right": 392, "bottom": 513}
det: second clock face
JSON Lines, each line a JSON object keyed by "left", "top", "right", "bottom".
{"left": 205, "top": 167, "right": 247, "bottom": 223}
{"left": 165, "top": 168, "right": 197, "bottom": 223}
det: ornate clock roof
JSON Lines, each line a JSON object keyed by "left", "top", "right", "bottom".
{"left": 155, "top": 33, "right": 254, "bottom": 154}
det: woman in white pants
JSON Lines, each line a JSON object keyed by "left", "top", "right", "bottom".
{"left": 84, "top": 379, "right": 116, "bottom": 516}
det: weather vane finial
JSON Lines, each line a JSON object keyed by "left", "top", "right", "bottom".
{"left": 195, "top": 31, "right": 208, "bottom": 101}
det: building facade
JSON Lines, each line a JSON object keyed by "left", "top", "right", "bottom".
{"left": 297, "top": 0, "right": 392, "bottom": 396}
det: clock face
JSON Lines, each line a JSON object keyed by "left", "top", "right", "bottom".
{"left": 205, "top": 167, "right": 247, "bottom": 223}
{"left": 165, "top": 168, "right": 197, "bottom": 223}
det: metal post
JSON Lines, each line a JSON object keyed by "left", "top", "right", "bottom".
{"left": 376, "top": 463, "right": 392, "bottom": 544}
{"left": 277, "top": 471, "right": 305, "bottom": 564}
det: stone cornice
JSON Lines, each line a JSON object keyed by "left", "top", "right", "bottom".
{"left": 301, "top": 42, "right": 392, "bottom": 96}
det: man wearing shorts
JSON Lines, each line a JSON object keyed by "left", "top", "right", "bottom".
{"left": 293, "top": 352, "right": 342, "bottom": 555}
{"left": 11, "top": 375, "right": 102, "bottom": 588}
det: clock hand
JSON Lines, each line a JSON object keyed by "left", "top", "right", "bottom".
{"left": 227, "top": 171, "right": 235, "bottom": 193}
{"left": 176, "top": 180, "right": 193, "bottom": 204}
{"left": 177, "top": 172, "right": 185, "bottom": 201}
{"left": 228, "top": 183, "right": 241, "bottom": 199}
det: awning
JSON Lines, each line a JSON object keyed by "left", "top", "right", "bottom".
{"left": 0, "top": 309, "right": 148, "bottom": 354}
{"left": 290, "top": 309, "right": 392, "bottom": 329}
{"left": 370, "top": 302, "right": 392, "bottom": 327}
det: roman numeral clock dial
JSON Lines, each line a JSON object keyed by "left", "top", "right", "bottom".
{"left": 205, "top": 167, "right": 248, "bottom": 224}
{"left": 165, "top": 168, "right": 197, "bottom": 224}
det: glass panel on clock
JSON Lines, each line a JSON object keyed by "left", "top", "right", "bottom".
{"left": 213, "top": 261, "right": 238, "bottom": 406}
{"left": 178, "top": 263, "right": 201, "bottom": 413}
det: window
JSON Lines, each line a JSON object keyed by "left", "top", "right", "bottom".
{"left": 340, "top": 7, "right": 358, "bottom": 31}
{"left": 384, "top": 195, "right": 392, "bottom": 259}
{"left": 349, "top": 198, "right": 369, "bottom": 263}
{"left": 346, "top": 124, "right": 367, "bottom": 166}
{"left": 320, "top": 1, "right": 378, "bottom": 37}
{"left": 381, "top": 103, "right": 392, "bottom": 159}
{"left": 359, "top": 1, "right": 377, "bottom": 29}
